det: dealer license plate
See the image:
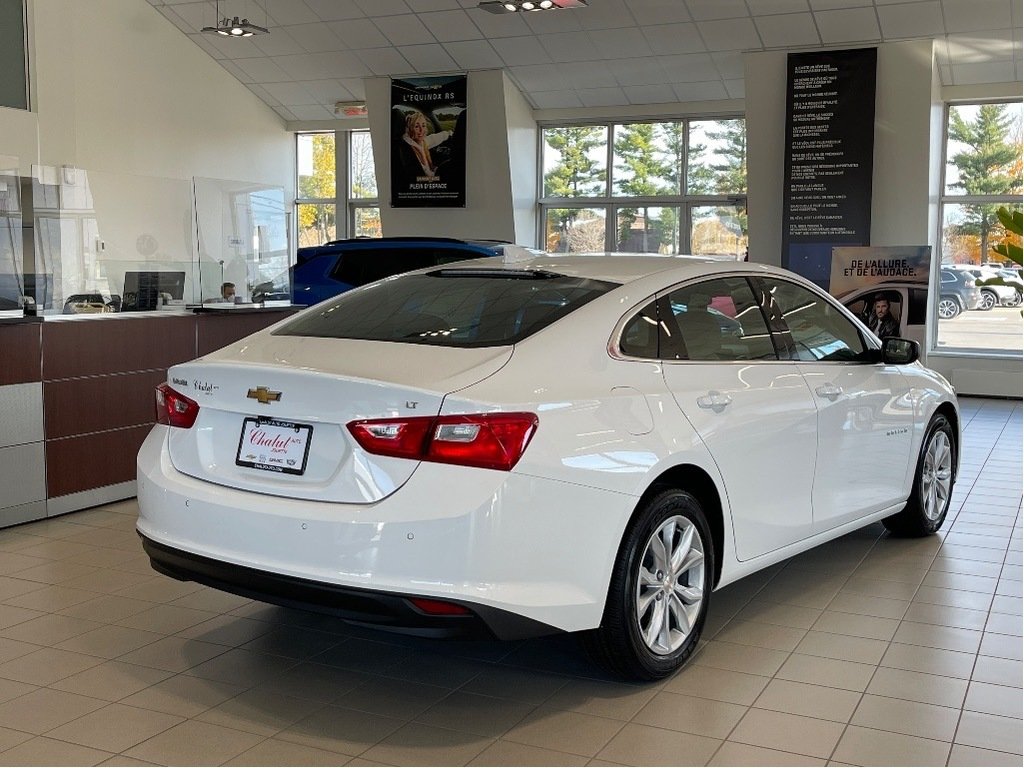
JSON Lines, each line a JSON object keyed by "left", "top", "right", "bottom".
{"left": 236, "top": 418, "right": 313, "bottom": 476}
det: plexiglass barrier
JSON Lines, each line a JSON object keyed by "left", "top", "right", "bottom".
{"left": 1, "top": 165, "right": 290, "bottom": 316}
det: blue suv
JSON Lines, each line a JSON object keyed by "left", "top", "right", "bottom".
{"left": 283, "top": 237, "right": 506, "bottom": 305}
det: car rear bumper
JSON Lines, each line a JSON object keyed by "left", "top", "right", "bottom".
{"left": 136, "top": 426, "right": 630, "bottom": 636}
{"left": 139, "top": 534, "right": 555, "bottom": 640}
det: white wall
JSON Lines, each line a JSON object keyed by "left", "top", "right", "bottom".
{"left": 367, "top": 69, "right": 537, "bottom": 245}
{"left": 0, "top": 0, "right": 290, "bottom": 201}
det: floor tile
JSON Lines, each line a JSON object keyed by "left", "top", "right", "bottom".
{"left": 880, "top": 642, "right": 976, "bottom": 679}
{"left": 965, "top": 681, "right": 1024, "bottom": 719}
{"left": 794, "top": 630, "right": 889, "bottom": 665}
{"left": 415, "top": 691, "right": 535, "bottom": 737}
{"left": 972, "top": 656, "right": 1023, "bottom": 687}
{"left": 468, "top": 738, "right": 589, "bottom": 766}
{"left": 461, "top": 664, "right": 568, "bottom": 705}
{"left": 504, "top": 707, "right": 623, "bottom": 757}
{"left": 362, "top": 722, "right": 494, "bottom": 766}
{"left": 124, "top": 719, "right": 265, "bottom": 765}
{"left": 596, "top": 722, "right": 720, "bottom": 766}
{"left": 728, "top": 708, "right": 844, "bottom": 758}
{"left": 195, "top": 689, "right": 322, "bottom": 736}
{"left": 865, "top": 666, "right": 968, "bottom": 709}
{"left": 851, "top": 694, "right": 961, "bottom": 742}
{"left": 753, "top": 679, "right": 861, "bottom": 723}
{"left": 632, "top": 691, "right": 746, "bottom": 739}
{"left": 810, "top": 610, "right": 899, "bottom": 640}
{"left": 708, "top": 740, "right": 826, "bottom": 766}
{"left": 0, "top": 687, "right": 107, "bottom": 734}
{"left": 0, "top": 735, "right": 112, "bottom": 766}
{"left": 979, "top": 631, "right": 1023, "bottom": 661}
{"left": 540, "top": 677, "right": 660, "bottom": 721}
{"left": 661, "top": 664, "right": 770, "bottom": 706}
{"left": 45, "top": 702, "right": 183, "bottom": 753}
{"left": 259, "top": 661, "right": 370, "bottom": 704}
{"left": 955, "top": 710, "right": 1024, "bottom": 755}
{"left": 775, "top": 653, "right": 876, "bottom": 692}
{"left": 224, "top": 737, "right": 360, "bottom": 766}
{"left": 714, "top": 619, "right": 807, "bottom": 651}
{"left": 50, "top": 660, "right": 173, "bottom": 701}
{"left": 831, "top": 726, "right": 951, "bottom": 766}
{"left": 948, "top": 743, "right": 1024, "bottom": 766}
{"left": 119, "top": 674, "right": 247, "bottom": 718}
{"left": 0, "top": 647, "right": 104, "bottom": 686}
{"left": 893, "top": 621, "right": 983, "bottom": 654}
{"left": 115, "top": 635, "right": 229, "bottom": 673}
{"left": 692, "top": 640, "right": 789, "bottom": 677}
{"left": 277, "top": 704, "right": 403, "bottom": 755}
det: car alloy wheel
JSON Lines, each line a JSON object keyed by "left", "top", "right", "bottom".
{"left": 937, "top": 298, "right": 960, "bottom": 320}
{"left": 920, "top": 430, "right": 953, "bottom": 522}
{"left": 635, "top": 515, "right": 705, "bottom": 655}
{"left": 584, "top": 488, "right": 713, "bottom": 680}
{"left": 979, "top": 290, "right": 997, "bottom": 310}
{"left": 883, "top": 413, "right": 956, "bottom": 537}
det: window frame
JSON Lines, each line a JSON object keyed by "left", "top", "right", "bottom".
{"left": 934, "top": 98, "right": 1023, "bottom": 358}
{"left": 537, "top": 115, "right": 748, "bottom": 255}
{"left": 294, "top": 129, "right": 379, "bottom": 249}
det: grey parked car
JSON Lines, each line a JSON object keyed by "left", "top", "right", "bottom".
{"left": 939, "top": 268, "right": 984, "bottom": 319}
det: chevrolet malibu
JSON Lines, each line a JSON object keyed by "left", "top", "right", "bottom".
{"left": 137, "top": 254, "right": 959, "bottom": 680}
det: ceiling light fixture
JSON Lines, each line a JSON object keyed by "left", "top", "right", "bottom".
{"left": 201, "top": 0, "right": 269, "bottom": 37}
{"left": 479, "top": 0, "right": 587, "bottom": 13}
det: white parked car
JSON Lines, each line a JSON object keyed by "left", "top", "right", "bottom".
{"left": 947, "top": 264, "right": 1021, "bottom": 308}
{"left": 137, "top": 254, "right": 960, "bottom": 679}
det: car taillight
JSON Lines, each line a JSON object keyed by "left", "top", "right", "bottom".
{"left": 347, "top": 412, "right": 538, "bottom": 471}
{"left": 155, "top": 383, "right": 200, "bottom": 429}
{"left": 407, "top": 597, "right": 472, "bottom": 616}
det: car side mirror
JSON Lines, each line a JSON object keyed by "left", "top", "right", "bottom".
{"left": 882, "top": 337, "right": 919, "bottom": 365}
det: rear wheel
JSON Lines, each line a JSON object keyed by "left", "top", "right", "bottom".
{"left": 937, "top": 297, "right": 961, "bottom": 320}
{"left": 883, "top": 414, "right": 956, "bottom": 537}
{"left": 979, "top": 290, "right": 997, "bottom": 311}
{"left": 584, "top": 488, "right": 713, "bottom": 680}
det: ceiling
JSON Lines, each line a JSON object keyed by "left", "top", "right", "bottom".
{"left": 145, "top": 0, "right": 1022, "bottom": 122}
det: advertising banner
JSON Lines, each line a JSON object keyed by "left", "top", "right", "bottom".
{"left": 390, "top": 75, "right": 467, "bottom": 208}
{"left": 782, "top": 48, "right": 877, "bottom": 288}
{"left": 830, "top": 245, "right": 932, "bottom": 343}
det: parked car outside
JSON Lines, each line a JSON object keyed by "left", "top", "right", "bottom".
{"left": 938, "top": 267, "right": 984, "bottom": 319}
{"left": 947, "top": 264, "right": 1020, "bottom": 309}
{"left": 138, "top": 254, "right": 959, "bottom": 680}
{"left": 285, "top": 236, "right": 507, "bottom": 305}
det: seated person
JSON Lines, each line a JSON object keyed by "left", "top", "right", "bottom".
{"left": 205, "top": 282, "right": 237, "bottom": 303}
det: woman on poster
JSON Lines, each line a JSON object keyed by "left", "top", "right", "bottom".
{"left": 394, "top": 110, "right": 451, "bottom": 185}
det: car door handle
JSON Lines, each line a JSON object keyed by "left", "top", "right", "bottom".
{"left": 697, "top": 391, "right": 732, "bottom": 412}
{"left": 815, "top": 383, "right": 843, "bottom": 401}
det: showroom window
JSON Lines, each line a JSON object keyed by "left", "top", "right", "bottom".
{"left": 295, "top": 130, "right": 379, "bottom": 248}
{"left": 539, "top": 118, "right": 747, "bottom": 257}
{"left": 0, "top": 0, "right": 28, "bottom": 110}
{"left": 938, "top": 100, "right": 1022, "bottom": 355}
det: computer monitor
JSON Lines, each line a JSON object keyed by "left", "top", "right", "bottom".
{"left": 122, "top": 271, "right": 186, "bottom": 311}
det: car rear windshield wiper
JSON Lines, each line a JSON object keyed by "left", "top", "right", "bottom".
{"left": 427, "top": 268, "right": 562, "bottom": 280}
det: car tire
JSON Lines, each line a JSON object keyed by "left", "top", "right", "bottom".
{"left": 584, "top": 488, "right": 713, "bottom": 680}
{"left": 937, "top": 297, "right": 961, "bottom": 320}
{"left": 1011, "top": 291, "right": 1023, "bottom": 307}
{"left": 883, "top": 414, "right": 956, "bottom": 537}
{"left": 979, "top": 290, "right": 997, "bottom": 311}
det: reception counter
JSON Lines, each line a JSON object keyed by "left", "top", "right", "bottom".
{"left": 0, "top": 308, "right": 299, "bottom": 528}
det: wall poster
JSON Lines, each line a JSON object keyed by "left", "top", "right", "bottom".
{"left": 782, "top": 48, "right": 877, "bottom": 288}
{"left": 390, "top": 75, "right": 467, "bottom": 208}
{"left": 830, "top": 245, "right": 932, "bottom": 344}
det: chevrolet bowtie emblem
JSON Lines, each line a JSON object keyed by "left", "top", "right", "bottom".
{"left": 247, "top": 386, "right": 282, "bottom": 405}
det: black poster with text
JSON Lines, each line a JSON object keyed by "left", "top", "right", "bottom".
{"left": 782, "top": 48, "right": 877, "bottom": 288}
{"left": 390, "top": 75, "right": 467, "bottom": 208}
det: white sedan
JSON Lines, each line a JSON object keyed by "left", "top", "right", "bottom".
{"left": 137, "top": 254, "right": 959, "bottom": 680}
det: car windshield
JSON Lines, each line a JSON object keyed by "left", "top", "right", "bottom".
{"left": 274, "top": 270, "right": 619, "bottom": 347}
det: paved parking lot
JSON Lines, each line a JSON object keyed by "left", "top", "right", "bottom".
{"left": 938, "top": 307, "right": 1024, "bottom": 353}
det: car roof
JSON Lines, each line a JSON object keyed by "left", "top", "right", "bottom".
{"left": 441, "top": 252, "right": 785, "bottom": 286}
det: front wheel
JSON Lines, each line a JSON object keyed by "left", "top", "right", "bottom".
{"left": 937, "top": 297, "right": 961, "bottom": 320}
{"left": 883, "top": 414, "right": 956, "bottom": 537}
{"left": 584, "top": 488, "right": 713, "bottom": 680}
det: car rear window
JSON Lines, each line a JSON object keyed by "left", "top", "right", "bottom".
{"left": 274, "top": 269, "right": 619, "bottom": 347}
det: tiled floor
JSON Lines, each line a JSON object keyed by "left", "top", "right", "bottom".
{"left": 0, "top": 396, "right": 1019, "bottom": 766}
